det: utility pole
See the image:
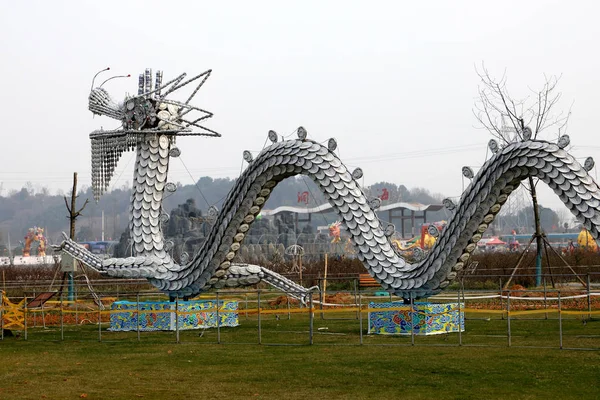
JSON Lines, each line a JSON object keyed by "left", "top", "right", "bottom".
{"left": 63, "top": 172, "right": 89, "bottom": 300}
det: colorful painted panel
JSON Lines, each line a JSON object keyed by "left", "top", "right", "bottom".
{"left": 176, "top": 300, "right": 239, "bottom": 330}
{"left": 109, "top": 300, "right": 239, "bottom": 331}
{"left": 368, "top": 302, "right": 464, "bottom": 335}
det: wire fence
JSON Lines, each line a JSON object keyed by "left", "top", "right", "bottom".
{"left": 2, "top": 277, "right": 599, "bottom": 350}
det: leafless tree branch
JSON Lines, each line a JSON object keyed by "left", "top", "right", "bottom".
{"left": 473, "top": 64, "right": 569, "bottom": 144}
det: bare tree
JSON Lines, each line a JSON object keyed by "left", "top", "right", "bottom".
{"left": 474, "top": 65, "right": 571, "bottom": 143}
{"left": 64, "top": 172, "right": 89, "bottom": 240}
{"left": 473, "top": 64, "right": 572, "bottom": 287}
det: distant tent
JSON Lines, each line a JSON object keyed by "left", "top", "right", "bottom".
{"left": 485, "top": 237, "right": 506, "bottom": 246}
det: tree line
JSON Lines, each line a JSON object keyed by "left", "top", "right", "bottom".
{"left": 0, "top": 175, "right": 563, "bottom": 255}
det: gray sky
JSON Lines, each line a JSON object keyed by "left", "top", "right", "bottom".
{"left": 2, "top": 0, "right": 599, "bottom": 215}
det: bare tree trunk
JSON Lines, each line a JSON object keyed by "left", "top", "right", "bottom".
{"left": 529, "top": 177, "right": 543, "bottom": 286}
{"left": 70, "top": 173, "right": 78, "bottom": 240}
{"left": 62, "top": 172, "right": 89, "bottom": 301}
{"left": 64, "top": 172, "right": 89, "bottom": 241}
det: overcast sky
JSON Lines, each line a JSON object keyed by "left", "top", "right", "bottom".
{"left": 2, "top": 0, "right": 599, "bottom": 215}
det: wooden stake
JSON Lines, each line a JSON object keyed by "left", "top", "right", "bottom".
{"left": 503, "top": 235, "right": 536, "bottom": 289}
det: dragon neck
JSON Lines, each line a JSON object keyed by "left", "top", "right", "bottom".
{"left": 129, "top": 134, "right": 171, "bottom": 261}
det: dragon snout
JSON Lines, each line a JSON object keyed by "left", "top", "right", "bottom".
{"left": 89, "top": 88, "right": 123, "bottom": 120}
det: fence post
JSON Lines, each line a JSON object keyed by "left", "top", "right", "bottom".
{"left": 41, "top": 297, "right": 46, "bottom": 329}
{"left": 287, "top": 296, "right": 291, "bottom": 320}
{"left": 543, "top": 277, "right": 548, "bottom": 320}
{"left": 24, "top": 297, "right": 28, "bottom": 341}
{"left": 457, "top": 288, "right": 462, "bottom": 346}
{"left": 75, "top": 286, "right": 79, "bottom": 325}
{"left": 136, "top": 293, "right": 140, "bottom": 342}
{"left": 60, "top": 292, "right": 64, "bottom": 341}
{"left": 216, "top": 291, "right": 221, "bottom": 345}
{"left": 359, "top": 292, "right": 363, "bottom": 345}
{"left": 0, "top": 291, "right": 4, "bottom": 341}
{"left": 499, "top": 278, "right": 504, "bottom": 320}
{"left": 175, "top": 297, "right": 180, "bottom": 344}
{"left": 354, "top": 279, "right": 359, "bottom": 320}
{"left": 507, "top": 290, "right": 511, "bottom": 347}
{"left": 33, "top": 290, "right": 36, "bottom": 328}
{"left": 410, "top": 294, "right": 415, "bottom": 346}
{"left": 245, "top": 293, "right": 248, "bottom": 320}
{"left": 558, "top": 291, "right": 563, "bottom": 350}
{"left": 309, "top": 295, "right": 314, "bottom": 345}
{"left": 587, "top": 274, "right": 592, "bottom": 320}
{"left": 257, "top": 290, "right": 262, "bottom": 345}
{"left": 98, "top": 298, "right": 102, "bottom": 342}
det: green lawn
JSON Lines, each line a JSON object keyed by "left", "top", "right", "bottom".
{"left": 1, "top": 313, "right": 599, "bottom": 400}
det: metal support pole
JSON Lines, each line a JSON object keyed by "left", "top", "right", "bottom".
{"left": 98, "top": 301, "right": 102, "bottom": 342}
{"left": 507, "top": 291, "right": 511, "bottom": 347}
{"left": 245, "top": 294, "right": 248, "bottom": 319}
{"left": 0, "top": 295, "right": 3, "bottom": 341}
{"left": 323, "top": 253, "right": 328, "bottom": 298}
{"left": 499, "top": 277, "right": 504, "bottom": 320}
{"left": 461, "top": 278, "right": 466, "bottom": 307}
{"left": 587, "top": 274, "right": 592, "bottom": 320}
{"left": 0, "top": 291, "right": 4, "bottom": 341}
{"left": 358, "top": 292, "right": 363, "bottom": 345}
{"left": 216, "top": 291, "right": 221, "bottom": 344}
{"left": 535, "top": 250, "right": 542, "bottom": 287}
{"left": 60, "top": 293, "right": 64, "bottom": 341}
{"left": 33, "top": 291, "right": 36, "bottom": 328}
{"left": 257, "top": 290, "right": 262, "bottom": 345}
{"left": 24, "top": 298, "right": 28, "bottom": 341}
{"left": 543, "top": 277, "right": 548, "bottom": 320}
{"left": 457, "top": 288, "right": 462, "bottom": 346}
{"left": 41, "top": 298, "right": 46, "bottom": 329}
{"left": 75, "top": 287, "right": 79, "bottom": 325}
{"left": 175, "top": 297, "right": 180, "bottom": 344}
{"left": 354, "top": 279, "right": 359, "bottom": 320}
{"left": 558, "top": 291, "right": 563, "bottom": 350}
{"left": 136, "top": 293, "right": 140, "bottom": 342}
{"left": 410, "top": 295, "right": 415, "bottom": 346}
{"left": 68, "top": 272, "right": 74, "bottom": 302}
{"left": 287, "top": 296, "right": 291, "bottom": 320}
{"left": 309, "top": 295, "right": 314, "bottom": 345}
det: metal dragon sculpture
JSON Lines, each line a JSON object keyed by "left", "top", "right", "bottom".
{"left": 55, "top": 67, "right": 600, "bottom": 300}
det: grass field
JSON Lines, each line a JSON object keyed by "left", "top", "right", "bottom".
{"left": 1, "top": 311, "right": 599, "bottom": 400}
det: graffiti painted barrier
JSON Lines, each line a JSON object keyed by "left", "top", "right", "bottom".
{"left": 368, "top": 302, "right": 464, "bottom": 335}
{"left": 109, "top": 300, "right": 239, "bottom": 331}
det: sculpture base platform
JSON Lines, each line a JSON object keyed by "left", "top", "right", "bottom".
{"left": 368, "top": 302, "right": 464, "bottom": 335}
{"left": 109, "top": 300, "right": 239, "bottom": 331}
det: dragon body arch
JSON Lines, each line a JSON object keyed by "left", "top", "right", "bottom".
{"left": 56, "top": 68, "right": 600, "bottom": 300}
